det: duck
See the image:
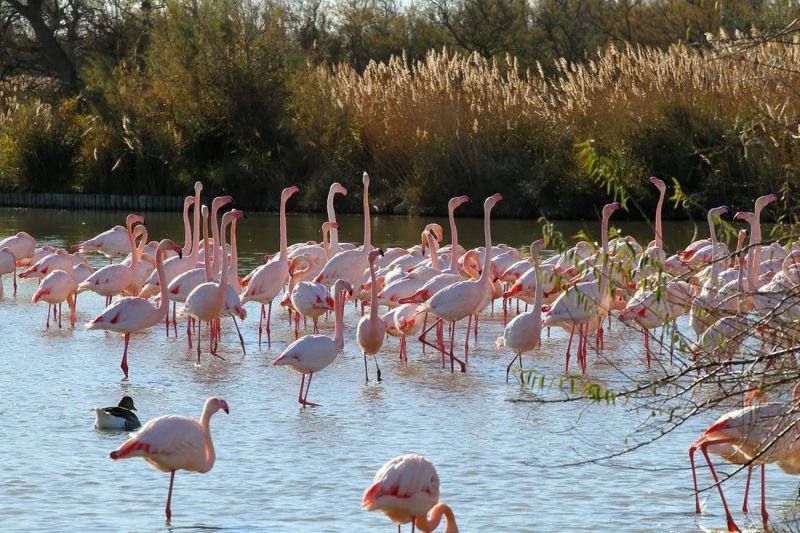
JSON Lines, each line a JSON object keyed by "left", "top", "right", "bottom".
{"left": 94, "top": 396, "right": 141, "bottom": 431}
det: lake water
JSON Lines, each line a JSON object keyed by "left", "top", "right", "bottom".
{"left": 0, "top": 208, "right": 796, "bottom": 532}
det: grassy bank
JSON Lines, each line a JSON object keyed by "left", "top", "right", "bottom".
{"left": 1, "top": 24, "right": 797, "bottom": 219}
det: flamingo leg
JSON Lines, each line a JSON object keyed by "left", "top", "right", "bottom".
{"left": 565, "top": 325, "right": 575, "bottom": 373}
{"left": 701, "top": 444, "right": 741, "bottom": 532}
{"left": 197, "top": 322, "right": 202, "bottom": 363}
{"left": 363, "top": 351, "right": 370, "bottom": 384}
{"left": 187, "top": 317, "right": 193, "bottom": 349}
{"left": 742, "top": 465, "right": 752, "bottom": 513}
{"left": 505, "top": 352, "right": 520, "bottom": 383}
{"left": 417, "top": 317, "right": 445, "bottom": 361}
{"left": 294, "top": 311, "right": 300, "bottom": 339}
{"left": 45, "top": 304, "right": 50, "bottom": 329}
{"left": 232, "top": 316, "right": 246, "bottom": 354}
{"left": 58, "top": 303, "right": 62, "bottom": 328}
{"left": 448, "top": 321, "right": 466, "bottom": 373}
{"left": 464, "top": 314, "right": 471, "bottom": 362}
{"left": 266, "top": 302, "right": 272, "bottom": 348}
{"left": 373, "top": 355, "right": 382, "bottom": 382}
{"left": 313, "top": 317, "right": 319, "bottom": 334}
{"left": 502, "top": 296, "right": 508, "bottom": 324}
{"left": 172, "top": 302, "right": 177, "bottom": 336}
{"left": 165, "top": 470, "right": 175, "bottom": 522}
{"left": 474, "top": 312, "right": 478, "bottom": 342}
{"left": 644, "top": 329, "right": 651, "bottom": 368}
{"left": 258, "top": 304, "right": 265, "bottom": 348}
{"left": 302, "top": 373, "right": 319, "bottom": 407}
{"left": 121, "top": 333, "right": 130, "bottom": 379}
{"left": 761, "top": 464, "right": 768, "bottom": 529}
{"left": 421, "top": 313, "right": 428, "bottom": 356}
{"left": 165, "top": 311, "right": 170, "bottom": 337}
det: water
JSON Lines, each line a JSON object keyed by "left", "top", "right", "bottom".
{"left": 0, "top": 208, "right": 797, "bottom": 532}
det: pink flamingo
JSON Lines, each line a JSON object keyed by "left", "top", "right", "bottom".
{"left": 542, "top": 202, "right": 619, "bottom": 374}
{"left": 498, "top": 239, "right": 544, "bottom": 382}
{"left": 74, "top": 224, "right": 131, "bottom": 263}
{"left": 272, "top": 279, "right": 351, "bottom": 407}
{"left": 124, "top": 225, "right": 155, "bottom": 296}
{"left": 385, "top": 303, "right": 423, "bottom": 363}
{"left": 416, "top": 193, "right": 502, "bottom": 372}
{"left": 358, "top": 249, "right": 386, "bottom": 383}
{"left": 326, "top": 182, "right": 348, "bottom": 256}
{"left": 0, "top": 231, "right": 35, "bottom": 265}
{"left": 32, "top": 269, "right": 78, "bottom": 328}
{"left": 363, "top": 453, "right": 459, "bottom": 533}
{"left": 86, "top": 239, "right": 182, "bottom": 379}
{"left": 185, "top": 210, "right": 243, "bottom": 361}
{"left": 77, "top": 214, "right": 145, "bottom": 305}
{"left": 315, "top": 172, "right": 374, "bottom": 289}
{"left": 0, "top": 246, "right": 16, "bottom": 296}
{"left": 689, "top": 384, "right": 800, "bottom": 532}
{"left": 19, "top": 248, "right": 74, "bottom": 280}
{"left": 734, "top": 193, "right": 777, "bottom": 293}
{"left": 109, "top": 396, "right": 229, "bottom": 522}
{"left": 240, "top": 186, "right": 299, "bottom": 348}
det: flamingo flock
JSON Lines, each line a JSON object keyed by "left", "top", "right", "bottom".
{"left": 4, "top": 173, "right": 800, "bottom": 530}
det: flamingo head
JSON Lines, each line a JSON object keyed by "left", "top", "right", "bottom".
{"left": 709, "top": 206, "right": 728, "bottom": 218}
{"left": 485, "top": 193, "right": 503, "bottom": 210}
{"left": 212, "top": 195, "right": 233, "bottom": 210}
{"left": 207, "top": 397, "right": 229, "bottom": 415}
{"left": 184, "top": 195, "right": 195, "bottom": 209}
{"left": 223, "top": 210, "right": 245, "bottom": 224}
{"left": 194, "top": 181, "right": 203, "bottom": 195}
{"left": 424, "top": 224, "right": 444, "bottom": 242}
{"left": 126, "top": 214, "right": 145, "bottom": 227}
{"left": 368, "top": 248, "right": 384, "bottom": 264}
{"left": 157, "top": 239, "right": 182, "bottom": 259}
{"left": 530, "top": 238, "right": 545, "bottom": 258}
{"left": 331, "top": 182, "right": 347, "bottom": 196}
{"left": 648, "top": 176, "right": 666, "bottom": 192}
{"left": 333, "top": 279, "right": 353, "bottom": 298}
{"left": 733, "top": 211, "right": 755, "bottom": 224}
{"left": 449, "top": 195, "right": 470, "bottom": 211}
{"left": 756, "top": 193, "right": 778, "bottom": 212}
{"left": 362, "top": 172, "right": 370, "bottom": 187}
{"left": 603, "top": 202, "right": 620, "bottom": 218}
{"left": 322, "top": 221, "right": 339, "bottom": 232}
{"left": 283, "top": 185, "right": 300, "bottom": 199}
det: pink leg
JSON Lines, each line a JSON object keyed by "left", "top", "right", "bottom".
{"left": 421, "top": 313, "right": 428, "bottom": 356}
{"left": 689, "top": 447, "right": 702, "bottom": 514}
{"left": 503, "top": 297, "right": 508, "bottom": 325}
{"left": 165, "top": 470, "right": 175, "bottom": 522}
{"left": 294, "top": 312, "right": 300, "bottom": 339}
{"left": 565, "top": 326, "right": 575, "bottom": 372}
{"left": 266, "top": 302, "right": 272, "bottom": 348}
{"left": 760, "top": 464, "right": 768, "bottom": 529}
{"left": 448, "top": 321, "right": 466, "bottom": 373}
{"left": 165, "top": 312, "right": 170, "bottom": 337}
{"left": 701, "top": 445, "right": 741, "bottom": 532}
{"left": 121, "top": 333, "right": 130, "bottom": 379}
{"left": 742, "top": 465, "right": 752, "bottom": 513}
{"left": 644, "top": 329, "right": 651, "bottom": 368}
{"left": 58, "top": 303, "right": 62, "bottom": 328}
{"left": 187, "top": 317, "right": 193, "bottom": 348}
{"left": 464, "top": 314, "right": 472, "bottom": 362}
{"left": 417, "top": 317, "right": 445, "bottom": 361}
{"left": 258, "top": 304, "right": 265, "bottom": 348}
{"left": 197, "top": 322, "right": 202, "bottom": 363}
{"left": 172, "top": 302, "right": 177, "bottom": 336}
{"left": 46, "top": 305, "right": 51, "bottom": 329}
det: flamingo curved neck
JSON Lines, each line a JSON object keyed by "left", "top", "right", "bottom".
{"left": 126, "top": 219, "right": 139, "bottom": 269}
{"left": 448, "top": 204, "right": 461, "bottom": 271}
{"left": 279, "top": 195, "right": 289, "bottom": 264}
{"left": 210, "top": 202, "right": 222, "bottom": 277}
{"left": 182, "top": 199, "right": 192, "bottom": 256}
{"left": 199, "top": 405, "right": 216, "bottom": 473}
{"left": 229, "top": 219, "right": 239, "bottom": 283}
{"left": 191, "top": 191, "right": 201, "bottom": 264}
{"left": 368, "top": 260, "right": 379, "bottom": 320}
{"left": 327, "top": 189, "right": 340, "bottom": 252}
{"left": 363, "top": 181, "right": 372, "bottom": 250}
{"left": 479, "top": 205, "right": 495, "bottom": 284}
{"left": 426, "top": 232, "right": 440, "bottom": 271}
{"left": 155, "top": 248, "right": 170, "bottom": 314}
{"left": 415, "top": 503, "right": 458, "bottom": 533}
{"left": 217, "top": 218, "right": 232, "bottom": 303}
{"left": 599, "top": 210, "right": 612, "bottom": 301}
{"left": 655, "top": 187, "right": 664, "bottom": 249}
{"left": 708, "top": 212, "right": 720, "bottom": 289}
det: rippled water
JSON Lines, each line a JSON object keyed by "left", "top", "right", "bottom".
{"left": 0, "top": 208, "right": 797, "bottom": 532}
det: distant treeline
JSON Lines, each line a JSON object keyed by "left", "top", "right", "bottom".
{"left": 1, "top": 0, "right": 799, "bottom": 218}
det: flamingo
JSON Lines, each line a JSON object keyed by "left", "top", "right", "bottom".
{"left": 185, "top": 210, "right": 243, "bottom": 361}
{"left": 272, "top": 279, "right": 351, "bottom": 407}
{"left": 77, "top": 214, "right": 145, "bottom": 305}
{"left": 0, "top": 246, "right": 16, "bottom": 296}
{"left": 73, "top": 224, "right": 131, "bottom": 262}
{"left": 633, "top": 177, "right": 668, "bottom": 281}
{"left": 85, "top": 239, "right": 182, "bottom": 379}
{"left": 363, "top": 453, "right": 459, "bottom": 533}
{"left": 358, "top": 249, "right": 386, "bottom": 383}
{"left": 19, "top": 248, "right": 75, "bottom": 280}
{"left": 326, "top": 182, "right": 347, "bottom": 256}
{"left": 0, "top": 231, "right": 35, "bottom": 265}
{"left": 542, "top": 202, "right": 620, "bottom": 373}
{"left": 32, "top": 269, "right": 78, "bottom": 328}
{"left": 124, "top": 225, "right": 155, "bottom": 296}
{"left": 416, "top": 193, "right": 502, "bottom": 372}
{"left": 734, "top": 193, "right": 777, "bottom": 294}
{"left": 240, "top": 186, "right": 299, "bottom": 348}
{"left": 314, "top": 172, "right": 374, "bottom": 288}
{"left": 387, "top": 303, "right": 423, "bottom": 363}
{"left": 109, "top": 396, "right": 229, "bottom": 522}
{"left": 498, "top": 239, "right": 544, "bottom": 382}
{"left": 689, "top": 384, "right": 800, "bottom": 532}
{"left": 689, "top": 206, "right": 729, "bottom": 337}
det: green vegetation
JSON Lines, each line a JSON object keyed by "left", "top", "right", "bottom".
{"left": 1, "top": 0, "right": 799, "bottom": 216}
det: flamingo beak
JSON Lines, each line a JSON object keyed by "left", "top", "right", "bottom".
{"left": 220, "top": 400, "right": 230, "bottom": 414}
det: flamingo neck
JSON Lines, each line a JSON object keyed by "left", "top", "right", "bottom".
{"left": 210, "top": 202, "right": 222, "bottom": 277}
{"left": 155, "top": 248, "right": 170, "bottom": 314}
{"left": 363, "top": 183, "right": 372, "bottom": 250}
{"left": 655, "top": 187, "right": 664, "bottom": 250}
{"left": 202, "top": 211, "right": 211, "bottom": 282}
{"left": 426, "top": 232, "right": 440, "bottom": 270}
{"left": 751, "top": 207, "right": 765, "bottom": 291}
{"left": 126, "top": 220, "right": 138, "bottom": 269}
{"left": 327, "top": 189, "right": 340, "bottom": 252}
{"left": 182, "top": 199, "right": 192, "bottom": 256}
{"left": 333, "top": 291, "right": 345, "bottom": 347}
{"left": 479, "top": 207, "right": 494, "bottom": 284}
{"left": 415, "top": 504, "right": 459, "bottom": 533}
{"left": 322, "top": 226, "right": 331, "bottom": 259}
{"left": 217, "top": 218, "right": 231, "bottom": 303}
{"left": 599, "top": 210, "right": 612, "bottom": 309}
{"left": 708, "top": 212, "right": 720, "bottom": 289}
{"left": 448, "top": 204, "right": 460, "bottom": 271}
{"left": 229, "top": 219, "right": 238, "bottom": 284}
{"left": 279, "top": 195, "right": 289, "bottom": 264}
{"left": 191, "top": 192, "right": 201, "bottom": 264}
{"left": 199, "top": 404, "right": 216, "bottom": 473}
{"left": 134, "top": 229, "right": 147, "bottom": 264}
{"left": 368, "top": 259, "right": 379, "bottom": 320}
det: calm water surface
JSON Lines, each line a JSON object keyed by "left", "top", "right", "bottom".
{"left": 0, "top": 208, "right": 797, "bottom": 532}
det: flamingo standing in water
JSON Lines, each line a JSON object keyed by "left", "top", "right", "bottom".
{"left": 185, "top": 210, "right": 244, "bottom": 361}
{"left": 498, "top": 239, "right": 544, "bottom": 382}
{"left": 74, "top": 224, "right": 132, "bottom": 263}
{"left": 315, "top": 172, "right": 374, "bottom": 289}
{"left": 734, "top": 193, "right": 777, "bottom": 294}
{"left": 358, "top": 249, "right": 385, "bottom": 383}
{"left": 542, "top": 202, "right": 619, "bottom": 373}
{"left": 109, "top": 396, "right": 229, "bottom": 522}
{"left": 363, "top": 453, "right": 459, "bottom": 533}
{"left": 0, "top": 246, "right": 16, "bottom": 297}
{"left": 326, "top": 182, "right": 347, "bottom": 256}
{"left": 77, "top": 214, "right": 145, "bottom": 305}
{"left": 272, "top": 280, "right": 351, "bottom": 407}
{"left": 32, "top": 269, "right": 78, "bottom": 328}
{"left": 86, "top": 239, "right": 182, "bottom": 379}
{"left": 0, "top": 231, "right": 35, "bottom": 266}
{"left": 416, "top": 193, "right": 502, "bottom": 373}
{"left": 240, "top": 186, "right": 299, "bottom": 348}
